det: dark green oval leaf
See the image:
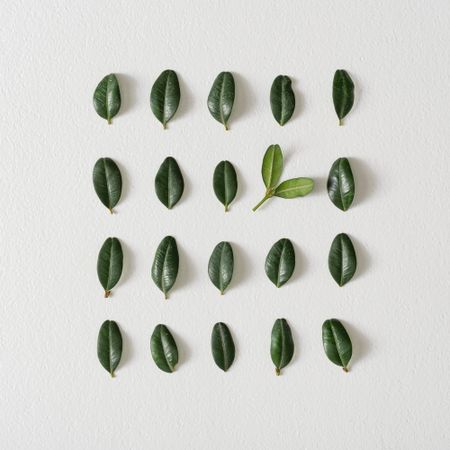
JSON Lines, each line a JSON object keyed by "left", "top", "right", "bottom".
{"left": 93, "top": 74, "right": 121, "bottom": 124}
{"left": 265, "top": 238, "right": 295, "bottom": 288}
{"left": 327, "top": 158, "right": 355, "bottom": 211}
{"left": 271, "top": 318, "right": 294, "bottom": 375}
{"left": 151, "top": 236, "right": 179, "bottom": 299}
{"left": 97, "top": 237, "right": 123, "bottom": 298}
{"left": 207, "top": 72, "right": 235, "bottom": 130}
{"left": 150, "top": 70, "right": 180, "bottom": 129}
{"left": 150, "top": 324, "right": 179, "bottom": 373}
{"left": 155, "top": 157, "right": 184, "bottom": 209}
{"left": 270, "top": 75, "right": 295, "bottom": 126}
{"left": 211, "top": 322, "right": 235, "bottom": 371}
{"left": 333, "top": 70, "right": 354, "bottom": 125}
{"left": 262, "top": 144, "right": 283, "bottom": 189}
{"left": 93, "top": 158, "right": 122, "bottom": 213}
{"left": 322, "top": 319, "right": 352, "bottom": 372}
{"left": 328, "top": 233, "right": 357, "bottom": 286}
{"left": 213, "top": 161, "right": 237, "bottom": 211}
{"left": 274, "top": 178, "right": 314, "bottom": 198}
{"left": 97, "top": 320, "right": 122, "bottom": 377}
{"left": 208, "top": 242, "right": 234, "bottom": 294}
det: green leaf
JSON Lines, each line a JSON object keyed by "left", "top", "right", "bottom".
{"left": 322, "top": 319, "right": 352, "bottom": 372}
{"left": 207, "top": 72, "right": 235, "bottom": 130}
{"left": 97, "top": 237, "right": 123, "bottom": 298}
{"left": 211, "top": 322, "right": 235, "bottom": 371}
{"left": 262, "top": 144, "right": 283, "bottom": 189}
{"left": 265, "top": 238, "right": 295, "bottom": 288}
{"left": 97, "top": 320, "right": 122, "bottom": 377}
{"left": 328, "top": 233, "right": 357, "bottom": 286}
{"left": 150, "top": 70, "right": 180, "bottom": 129}
{"left": 327, "top": 157, "right": 355, "bottom": 211}
{"left": 93, "top": 74, "right": 121, "bottom": 124}
{"left": 155, "top": 157, "right": 184, "bottom": 209}
{"left": 333, "top": 70, "right": 354, "bottom": 126}
{"left": 93, "top": 158, "right": 122, "bottom": 213}
{"left": 150, "top": 324, "right": 179, "bottom": 373}
{"left": 213, "top": 161, "right": 238, "bottom": 211}
{"left": 271, "top": 318, "right": 294, "bottom": 375}
{"left": 151, "top": 236, "right": 179, "bottom": 299}
{"left": 270, "top": 75, "right": 295, "bottom": 126}
{"left": 274, "top": 178, "right": 314, "bottom": 198}
{"left": 208, "top": 242, "right": 234, "bottom": 294}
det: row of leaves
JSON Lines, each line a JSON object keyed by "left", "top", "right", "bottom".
{"left": 98, "top": 318, "right": 353, "bottom": 377}
{"left": 93, "top": 70, "right": 355, "bottom": 127}
{"left": 97, "top": 233, "right": 357, "bottom": 299}
{"left": 93, "top": 145, "right": 355, "bottom": 213}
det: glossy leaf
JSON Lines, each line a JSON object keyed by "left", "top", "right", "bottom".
{"left": 333, "top": 70, "right": 354, "bottom": 125}
{"left": 211, "top": 322, "right": 235, "bottom": 371}
{"left": 150, "top": 70, "right": 180, "bottom": 129}
{"left": 97, "top": 320, "right": 122, "bottom": 377}
{"left": 213, "top": 161, "right": 237, "bottom": 212}
{"left": 93, "top": 74, "right": 121, "bottom": 124}
{"left": 97, "top": 237, "right": 123, "bottom": 298}
{"left": 207, "top": 72, "right": 235, "bottom": 130}
{"left": 150, "top": 324, "right": 178, "bottom": 373}
{"left": 274, "top": 178, "right": 314, "bottom": 199}
{"left": 262, "top": 144, "right": 283, "bottom": 189}
{"left": 265, "top": 238, "right": 295, "bottom": 288}
{"left": 151, "top": 236, "right": 179, "bottom": 299}
{"left": 270, "top": 75, "right": 295, "bottom": 126}
{"left": 328, "top": 233, "right": 357, "bottom": 286}
{"left": 155, "top": 157, "right": 184, "bottom": 209}
{"left": 271, "top": 318, "right": 294, "bottom": 375}
{"left": 93, "top": 157, "right": 122, "bottom": 213}
{"left": 322, "top": 319, "right": 352, "bottom": 372}
{"left": 327, "top": 158, "right": 355, "bottom": 211}
{"left": 208, "top": 242, "right": 234, "bottom": 294}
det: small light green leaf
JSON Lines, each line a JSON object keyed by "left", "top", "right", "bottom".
{"left": 97, "top": 320, "right": 122, "bottom": 377}
{"left": 328, "top": 233, "right": 357, "bottom": 286}
{"left": 92, "top": 158, "right": 122, "bottom": 213}
{"left": 150, "top": 324, "right": 179, "bottom": 373}
{"left": 271, "top": 318, "right": 294, "bottom": 376}
{"left": 211, "top": 322, "right": 235, "bottom": 371}
{"left": 265, "top": 238, "right": 295, "bottom": 288}
{"left": 213, "top": 161, "right": 238, "bottom": 211}
{"left": 262, "top": 144, "right": 283, "bottom": 189}
{"left": 93, "top": 74, "right": 121, "bottom": 124}
{"left": 327, "top": 157, "right": 355, "bottom": 211}
{"left": 151, "top": 236, "right": 179, "bottom": 299}
{"left": 97, "top": 237, "right": 123, "bottom": 298}
{"left": 270, "top": 75, "right": 295, "bottom": 126}
{"left": 207, "top": 72, "right": 235, "bottom": 130}
{"left": 333, "top": 70, "right": 355, "bottom": 126}
{"left": 155, "top": 157, "right": 184, "bottom": 209}
{"left": 322, "top": 319, "right": 352, "bottom": 372}
{"left": 274, "top": 178, "right": 314, "bottom": 198}
{"left": 208, "top": 242, "right": 234, "bottom": 294}
{"left": 150, "top": 70, "right": 180, "bottom": 129}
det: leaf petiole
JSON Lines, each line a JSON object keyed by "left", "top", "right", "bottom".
{"left": 252, "top": 191, "right": 273, "bottom": 211}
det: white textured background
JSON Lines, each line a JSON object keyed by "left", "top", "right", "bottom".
{"left": 1, "top": 1, "right": 450, "bottom": 449}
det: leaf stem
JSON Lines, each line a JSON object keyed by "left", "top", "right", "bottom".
{"left": 164, "top": 292, "right": 168, "bottom": 300}
{"left": 343, "top": 367, "right": 349, "bottom": 373}
{"left": 104, "top": 290, "right": 111, "bottom": 298}
{"left": 252, "top": 194, "right": 271, "bottom": 211}
{"left": 110, "top": 371, "right": 115, "bottom": 378}
{"left": 224, "top": 123, "right": 229, "bottom": 131}
{"left": 338, "top": 118, "right": 343, "bottom": 126}
{"left": 107, "top": 117, "right": 112, "bottom": 125}
{"left": 109, "top": 208, "right": 114, "bottom": 214}
{"left": 225, "top": 204, "right": 229, "bottom": 212}
{"left": 275, "top": 367, "right": 281, "bottom": 376}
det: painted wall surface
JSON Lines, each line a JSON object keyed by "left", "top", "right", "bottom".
{"left": 1, "top": 1, "right": 449, "bottom": 449}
